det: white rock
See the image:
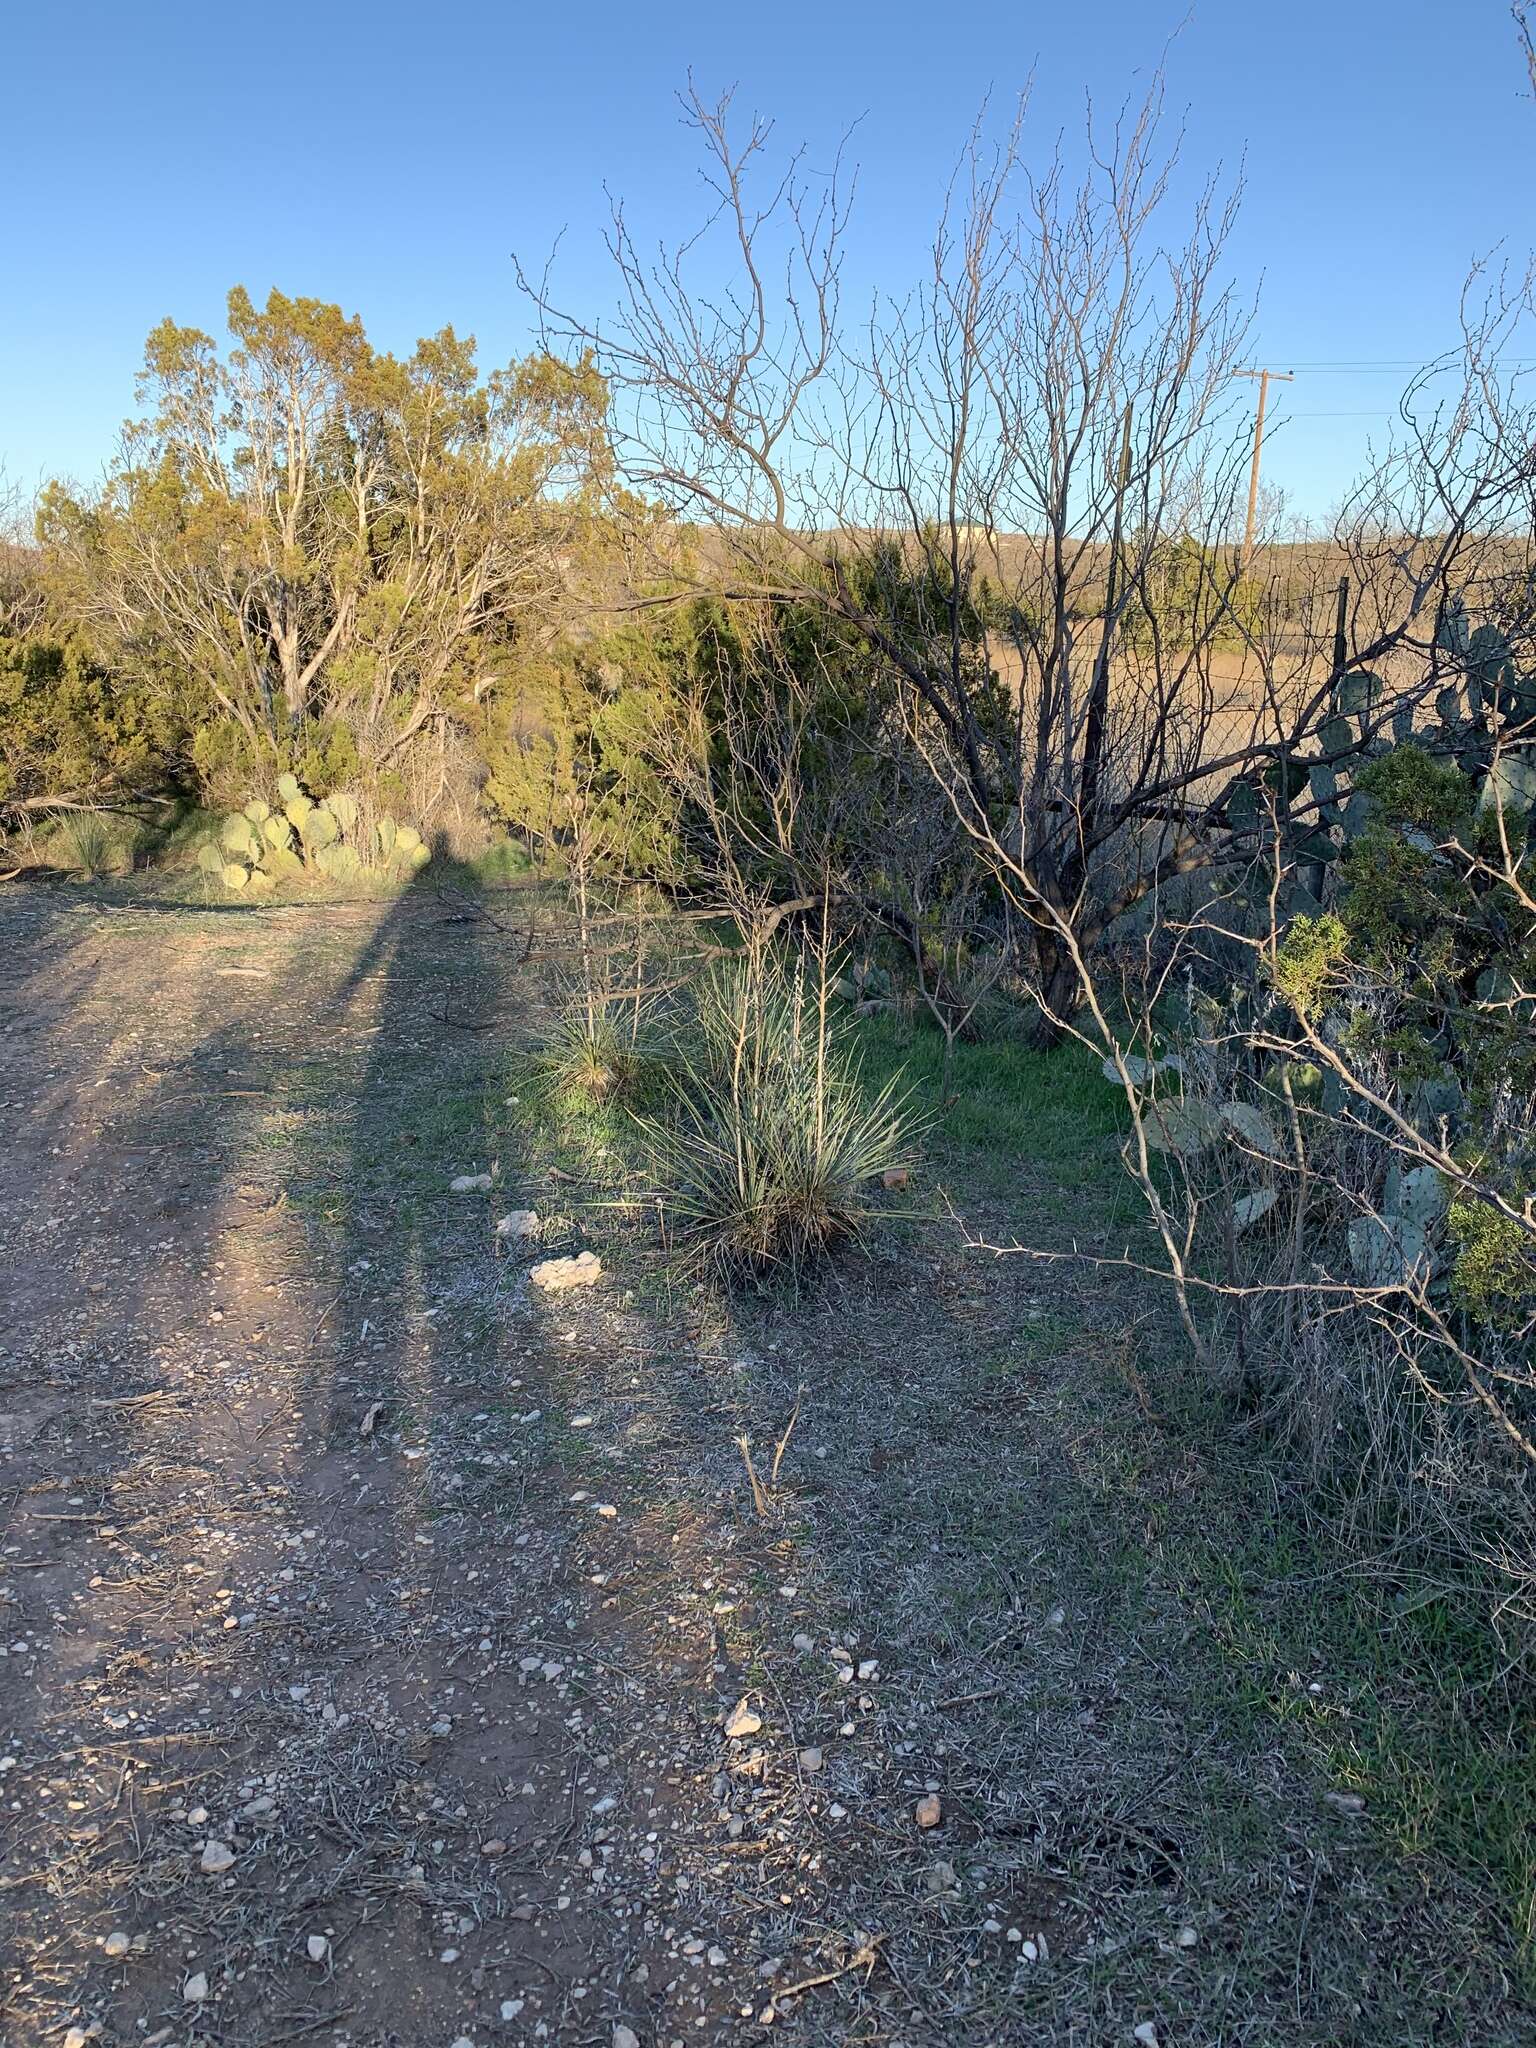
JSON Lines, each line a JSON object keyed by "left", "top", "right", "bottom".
{"left": 724, "top": 1698, "right": 762, "bottom": 1740}
{"left": 103, "top": 1929, "right": 131, "bottom": 1957}
{"left": 495, "top": 1209, "right": 540, "bottom": 1239}
{"left": 1133, "top": 2026, "right": 1161, "bottom": 2048}
{"left": 450, "top": 1173, "right": 493, "bottom": 1192}
{"left": 1176, "top": 1924, "right": 1198, "bottom": 1948}
{"left": 199, "top": 1839, "right": 235, "bottom": 1874}
{"left": 614, "top": 2029, "right": 641, "bottom": 2048}
{"left": 183, "top": 1971, "right": 209, "bottom": 2002}
{"left": 529, "top": 1251, "right": 602, "bottom": 1292}
{"left": 798, "top": 1747, "right": 823, "bottom": 1772}
{"left": 64, "top": 2030, "right": 90, "bottom": 2048}
{"left": 307, "top": 1934, "right": 330, "bottom": 1963}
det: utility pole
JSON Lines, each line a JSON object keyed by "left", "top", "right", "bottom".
{"left": 1235, "top": 367, "right": 1293, "bottom": 575}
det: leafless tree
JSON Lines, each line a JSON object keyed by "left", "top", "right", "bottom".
{"left": 532, "top": 75, "right": 1535, "bottom": 1038}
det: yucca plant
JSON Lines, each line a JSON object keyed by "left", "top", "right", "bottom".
{"left": 637, "top": 951, "right": 922, "bottom": 1278}
{"left": 537, "top": 991, "right": 670, "bottom": 1111}
{"left": 54, "top": 809, "right": 123, "bottom": 879}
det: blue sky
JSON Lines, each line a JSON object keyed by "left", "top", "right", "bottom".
{"left": 4, "top": 0, "right": 1532, "bottom": 520}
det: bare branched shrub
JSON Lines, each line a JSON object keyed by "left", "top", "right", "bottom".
{"left": 964, "top": 603, "right": 1536, "bottom": 1644}
{"left": 536, "top": 80, "right": 1536, "bottom": 1042}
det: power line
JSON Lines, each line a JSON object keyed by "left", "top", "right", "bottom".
{"left": 1275, "top": 357, "right": 1536, "bottom": 371}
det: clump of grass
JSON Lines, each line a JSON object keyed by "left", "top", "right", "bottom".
{"left": 51, "top": 809, "right": 137, "bottom": 879}
{"left": 538, "top": 994, "right": 665, "bottom": 1111}
{"left": 637, "top": 951, "right": 923, "bottom": 1278}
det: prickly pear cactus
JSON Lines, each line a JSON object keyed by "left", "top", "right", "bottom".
{"left": 221, "top": 815, "right": 259, "bottom": 859}
{"left": 225, "top": 776, "right": 430, "bottom": 891}
{"left": 301, "top": 805, "right": 338, "bottom": 850}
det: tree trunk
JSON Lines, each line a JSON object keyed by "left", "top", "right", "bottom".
{"left": 1022, "top": 930, "right": 1081, "bottom": 1050}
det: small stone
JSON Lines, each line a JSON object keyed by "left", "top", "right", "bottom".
{"left": 1044, "top": 1605, "right": 1066, "bottom": 1630}
{"left": 1325, "top": 1789, "right": 1366, "bottom": 1813}
{"left": 882, "top": 1165, "right": 911, "bottom": 1190}
{"left": 104, "top": 1929, "right": 132, "bottom": 1957}
{"left": 63, "top": 2030, "right": 91, "bottom": 2048}
{"left": 450, "top": 1173, "right": 492, "bottom": 1192}
{"left": 1133, "top": 2026, "right": 1160, "bottom": 2048}
{"left": 495, "top": 1209, "right": 540, "bottom": 1240}
{"left": 857, "top": 1659, "right": 879, "bottom": 1681}
{"left": 914, "top": 1793, "right": 943, "bottom": 1829}
{"left": 925, "top": 1862, "right": 957, "bottom": 1892}
{"left": 307, "top": 1934, "right": 330, "bottom": 1963}
{"left": 183, "top": 1971, "right": 209, "bottom": 2002}
{"left": 614, "top": 2028, "right": 641, "bottom": 2048}
{"left": 501, "top": 2003, "right": 525, "bottom": 2022}
{"left": 724, "top": 1698, "right": 762, "bottom": 1740}
{"left": 199, "top": 1839, "right": 235, "bottom": 1874}
{"left": 1176, "top": 1924, "right": 1198, "bottom": 1947}
{"left": 798, "top": 1746, "right": 823, "bottom": 1772}
{"left": 792, "top": 1632, "right": 814, "bottom": 1653}
{"left": 480, "top": 1838, "right": 507, "bottom": 1856}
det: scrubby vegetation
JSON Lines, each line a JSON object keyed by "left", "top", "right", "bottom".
{"left": 6, "top": 35, "right": 1536, "bottom": 2044}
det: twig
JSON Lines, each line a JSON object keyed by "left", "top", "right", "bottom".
{"left": 774, "top": 1934, "right": 886, "bottom": 2004}
{"left": 770, "top": 1386, "right": 804, "bottom": 1488}
{"left": 737, "top": 1434, "right": 771, "bottom": 1517}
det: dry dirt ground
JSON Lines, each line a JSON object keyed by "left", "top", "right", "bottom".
{"left": 1, "top": 878, "right": 1531, "bottom": 2048}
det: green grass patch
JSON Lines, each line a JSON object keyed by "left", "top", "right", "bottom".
{"left": 856, "top": 1008, "right": 1127, "bottom": 1180}
{"left": 1183, "top": 1513, "right": 1536, "bottom": 1973}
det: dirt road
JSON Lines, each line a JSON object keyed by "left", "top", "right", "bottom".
{"left": 1, "top": 880, "right": 1526, "bottom": 2048}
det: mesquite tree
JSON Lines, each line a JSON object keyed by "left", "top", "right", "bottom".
{"left": 536, "top": 79, "right": 1536, "bottom": 1036}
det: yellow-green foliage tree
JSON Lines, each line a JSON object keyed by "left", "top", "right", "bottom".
{"left": 40, "top": 290, "right": 607, "bottom": 798}
{"left": 0, "top": 515, "right": 184, "bottom": 827}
